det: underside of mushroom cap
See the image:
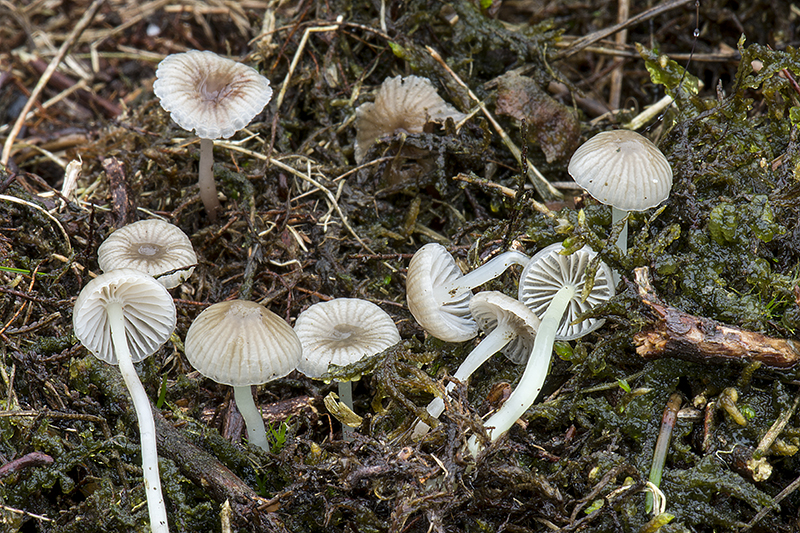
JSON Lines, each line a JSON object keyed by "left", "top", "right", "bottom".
{"left": 470, "top": 291, "right": 540, "bottom": 364}
{"left": 98, "top": 219, "right": 197, "bottom": 289}
{"left": 518, "top": 243, "right": 615, "bottom": 340}
{"left": 354, "top": 75, "right": 467, "bottom": 163}
{"left": 568, "top": 130, "right": 673, "bottom": 211}
{"left": 294, "top": 298, "right": 400, "bottom": 379}
{"left": 184, "top": 300, "right": 301, "bottom": 387}
{"left": 406, "top": 243, "right": 477, "bottom": 343}
{"left": 73, "top": 269, "right": 177, "bottom": 364}
{"left": 153, "top": 50, "right": 273, "bottom": 140}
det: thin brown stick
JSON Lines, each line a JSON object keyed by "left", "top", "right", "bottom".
{"left": 633, "top": 267, "right": 800, "bottom": 368}
{"left": 743, "top": 470, "right": 800, "bottom": 531}
{"left": 608, "top": 0, "right": 630, "bottom": 110}
{"left": 553, "top": 40, "right": 739, "bottom": 62}
{"left": 427, "top": 46, "right": 562, "bottom": 201}
{"left": 555, "top": 0, "right": 693, "bottom": 60}
{"left": 452, "top": 172, "right": 555, "bottom": 219}
{"left": 0, "top": 264, "right": 39, "bottom": 336}
{"left": 1, "top": 0, "right": 105, "bottom": 165}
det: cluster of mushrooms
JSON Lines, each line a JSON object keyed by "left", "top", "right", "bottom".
{"left": 406, "top": 129, "right": 674, "bottom": 457}
{"left": 72, "top": 217, "right": 403, "bottom": 532}
{"left": 68, "top": 47, "right": 675, "bottom": 531}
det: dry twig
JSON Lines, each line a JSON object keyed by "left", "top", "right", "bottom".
{"left": 427, "top": 46, "right": 562, "bottom": 202}
{"left": 1, "top": 0, "right": 105, "bottom": 165}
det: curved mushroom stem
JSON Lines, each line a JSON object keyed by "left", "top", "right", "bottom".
{"left": 198, "top": 138, "right": 221, "bottom": 221}
{"left": 107, "top": 302, "right": 170, "bottom": 533}
{"left": 433, "top": 251, "right": 530, "bottom": 305}
{"left": 233, "top": 386, "right": 269, "bottom": 452}
{"left": 412, "top": 322, "right": 515, "bottom": 438}
{"left": 467, "top": 285, "right": 575, "bottom": 457}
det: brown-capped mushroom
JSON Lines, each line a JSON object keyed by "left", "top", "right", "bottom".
{"left": 153, "top": 50, "right": 272, "bottom": 221}
{"left": 354, "top": 75, "right": 466, "bottom": 163}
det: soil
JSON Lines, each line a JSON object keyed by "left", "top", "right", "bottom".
{"left": 2, "top": 0, "right": 800, "bottom": 532}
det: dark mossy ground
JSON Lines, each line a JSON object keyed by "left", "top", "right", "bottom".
{"left": 2, "top": 0, "right": 800, "bottom": 531}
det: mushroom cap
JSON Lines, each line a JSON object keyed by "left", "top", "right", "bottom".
{"left": 184, "top": 300, "right": 301, "bottom": 387}
{"left": 153, "top": 50, "right": 273, "bottom": 140}
{"left": 354, "top": 75, "right": 467, "bottom": 163}
{"left": 568, "top": 130, "right": 673, "bottom": 211}
{"left": 406, "top": 243, "right": 478, "bottom": 343}
{"left": 294, "top": 298, "right": 400, "bottom": 379}
{"left": 73, "top": 269, "right": 177, "bottom": 365}
{"left": 518, "top": 243, "right": 615, "bottom": 340}
{"left": 97, "top": 219, "right": 197, "bottom": 289}
{"left": 469, "top": 291, "right": 540, "bottom": 364}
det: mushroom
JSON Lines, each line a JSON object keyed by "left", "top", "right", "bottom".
{"left": 406, "top": 243, "right": 530, "bottom": 342}
{"left": 413, "top": 291, "right": 539, "bottom": 438}
{"left": 97, "top": 219, "right": 197, "bottom": 288}
{"left": 183, "top": 299, "right": 301, "bottom": 451}
{"left": 467, "top": 243, "right": 615, "bottom": 456}
{"left": 568, "top": 130, "right": 672, "bottom": 253}
{"left": 354, "top": 75, "right": 466, "bottom": 163}
{"left": 73, "top": 269, "right": 176, "bottom": 533}
{"left": 294, "top": 298, "right": 400, "bottom": 438}
{"left": 153, "top": 50, "right": 273, "bottom": 221}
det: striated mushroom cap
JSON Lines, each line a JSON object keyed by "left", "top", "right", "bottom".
{"left": 518, "top": 243, "right": 615, "bottom": 340}
{"left": 184, "top": 300, "right": 301, "bottom": 387}
{"left": 98, "top": 219, "right": 197, "bottom": 289}
{"left": 406, "top": 243, "right": 477, "bottom": 343}
{"left": 470, "top": 291, "right": 540, "bottom": 364}
{"left": 294, "top": 298, "right": 400, "bottom": 379}
{"left": 153, "top": 50, "right": 273, "bottom": 140}
{"left": 73, "top": 269, "right": 177, "bottom": 365}
{"left": 568, "top": 130, "right": 672, "bottom": 211}
{"left": 354, "top": 75, "right": 466, "bottom": 163}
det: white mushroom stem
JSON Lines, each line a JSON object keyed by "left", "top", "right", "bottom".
{"left": 107, "top": 302, "right": 170, "bottom": 533}
{"left": 612, "top": 207, "right": 629, "bottom": 254}
{"left": 420, "top": 323, "right": 520, "bottom": 426}
{"left": 232, "top": 385, "right": 270, "bottom": 452}
{"left": 467, "top": 285, "right": 575, "bottom": 457}
{"left": 198, "top": 138, "right": 221, "bottom": 221}
{"left": 338, "top": 381, "right": 355, "bottom": 441}
{"left": 433, "top": 251, "right": 530, "bottom": 305}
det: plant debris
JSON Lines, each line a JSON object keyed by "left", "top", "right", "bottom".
{"left": 2, "top": 0, "right": 800, "bottom": 532}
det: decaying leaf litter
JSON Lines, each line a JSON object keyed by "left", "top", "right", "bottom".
{"left": 2, "top": 0, "right": 800, "bottom": 531}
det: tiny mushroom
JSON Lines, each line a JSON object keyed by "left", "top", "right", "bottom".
{"left": 354, "top": 75, "right": 466, "bottom": 163}
{"left": 97, "top": 219, "right": 197, "bottom": 288}
{"left": 184, "top": 300, "right": 302, "bottom": 451}
{"left": 294, "top": 298, "right": 400, "bottom": 438}
{"left": 73, "top": 269, "right": 176, "bottom": 533}
{"left": 568, "top": 129, "right": 673, "bottom": 253}
{"left": 406, "top": 243, "right": 530, "bottom": 343}
{"left": 153, "top": 50, "right": 273, "bottom": 221}
{"left": 413, "top": 291, "right": 539, "bottom": 438}
{"left": 467, "top": 243, "right": 615, "bottom": 456}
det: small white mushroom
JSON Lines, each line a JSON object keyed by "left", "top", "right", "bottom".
{"left": 97, "top": 219, "right": 196, "bottom": 289}
{"left": 294, "top": 298, "right": 400, "bottom": 439}
{"left": 153, "top": 50, "right": 273, "bottom": 221}
{"left": 184, "top": 300, "right": 301, "bottom": 451}
{"left": 413, "top": 291, "right": 539, "bottom": 438}
{"left": 568, "top": 130, "right": 673, "bottom": 253}
{"left": 468, "top": 244, "right": 614, "bottom": 456}
{"left": 406, "top": 244, "right": 530, "bottom": 343}
{"left": 518, "top": 243, "right": 615, "bottom": 340}
{"left": 73, "top": 269, "right": 176, "bottom": 533}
